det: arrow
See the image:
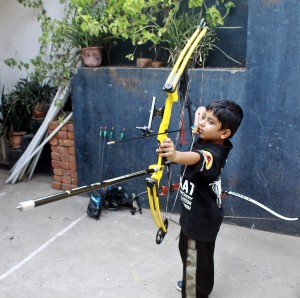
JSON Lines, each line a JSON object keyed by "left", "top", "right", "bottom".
{"left": 107, "top": 127, "right": 195, "bottom": 145}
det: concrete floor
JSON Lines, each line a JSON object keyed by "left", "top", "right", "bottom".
{"left": 0, "top": 169, "right": 299, "bottom": 298}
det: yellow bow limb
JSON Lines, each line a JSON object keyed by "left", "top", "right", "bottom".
{"left": 147, "top": 24, "right": 208, "bottom": 244}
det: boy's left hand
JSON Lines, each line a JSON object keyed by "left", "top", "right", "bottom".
{"left": 156, "top": 138, "right": 177, "bottom": 162}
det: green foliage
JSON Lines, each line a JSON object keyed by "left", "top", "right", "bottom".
{"left": 189, "top": 0, "right": 203, "bottom": 8}
{"left": 0, "top": 77, "right": 56, "bottom": 134}
{"left": 161, "top": 9, "right": 213, "bottom": 66}
{"left": 5, "top": 0, "right": 111, "bottom": 85}
{"left": 16, "top": 0, "right": 43, "bottom": 9}
{"left": 103, "top": 0, "right": 175, "bottom": 59}
{"left": 161, "top": 0, "right": 237, "bottom": 66}
{"left": 62, "top": 0, "right": 110, "bottom": 49}
{"left": 5, "top": 0, "right": 238, "bottom": 86}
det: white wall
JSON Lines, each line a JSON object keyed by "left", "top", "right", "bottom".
{"left": 0, "top": 1, "right": 65, "bottom": 93}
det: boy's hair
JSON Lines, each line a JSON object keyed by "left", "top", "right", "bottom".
{"left": 206, "top": 99, "right": 243, "bottom": 138}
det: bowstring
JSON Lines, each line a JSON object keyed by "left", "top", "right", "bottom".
{"left": 163, "top": 36, "right": 203, "bottom": 222}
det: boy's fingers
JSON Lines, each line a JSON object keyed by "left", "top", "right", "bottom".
{"left": 192, "top": 125, "right": 200, "bottom": 135}
{"left": 162, "top": 137, "right": 171, "bottom": 143}
{"left": 160, "top": 138, "right": 173, "bottom": 148}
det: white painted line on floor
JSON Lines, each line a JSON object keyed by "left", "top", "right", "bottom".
{"left": 0, "top": 192, "right": 6, "bottom": 197}
{"left": 0, "top": 213, "right": 86, "bottom": 281}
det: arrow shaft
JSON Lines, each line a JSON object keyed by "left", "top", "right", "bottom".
{"left": 107, "top": 127, "right": 192, "bottom": 145}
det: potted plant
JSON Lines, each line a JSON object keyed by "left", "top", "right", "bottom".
{"left": 32, "top": 102, "right": 46, "bottom": 119}
{"left": 102, "top": 0, "right": 175, "bottom": 62}
{"left": 54, "top": 0, "right": 113, "bottom": 67}
{"left": 61, "top": 0, "right": 171, "bottom": 66}
{"left": 28, "top": 77, "right": 56, "bottom": 119}
{"left": 5, "top": 0, "right": 240, "bottom": 86}
{"left": 1, "top": 85, "right": 32, "bottom": 149}
{"left": 0, "top": 77, "right": 55, "bottom": 148}
{"left": 5, "top": 0, "right": 113, "bottom": 86}
{"left": 160, "top": 1, "right": 239, "bottom": 66}
{"left": 6, "top": 0, "right": 177, "bottom": 74}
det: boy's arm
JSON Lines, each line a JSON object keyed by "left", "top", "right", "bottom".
{"left": 157, "top": 138, "right": 200, "bottom": 165}
{"left": 157, "top": 106, "right": 206, "bottom": 165}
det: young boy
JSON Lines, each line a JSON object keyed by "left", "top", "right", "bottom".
{"left": 157, "top": 100, "right": 243, "bottom": 298}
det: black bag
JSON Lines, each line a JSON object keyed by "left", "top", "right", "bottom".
{"left": 105, "top": 185, "right": 131, "bottom": 210}
{"left": 86, "top": 189, "right": 106, "bottom": 220}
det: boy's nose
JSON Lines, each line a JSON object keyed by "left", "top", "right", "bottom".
{"left": 199, "top": 119, "right": 205, "bottom": 126}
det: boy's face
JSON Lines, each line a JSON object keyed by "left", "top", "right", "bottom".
{"left": 197, "top": 110, "right": 231, "bottom": 144}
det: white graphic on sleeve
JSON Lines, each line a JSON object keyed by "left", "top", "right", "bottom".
{"left": 180, "top": 179, "right": 195, "bottom": 210}
{"left": 209, "top": 176, "right": 222, "bottom": 207}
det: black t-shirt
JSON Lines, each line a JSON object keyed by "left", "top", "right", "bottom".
{"left": 179, "top": 138, "right": 232, "bottom": 242}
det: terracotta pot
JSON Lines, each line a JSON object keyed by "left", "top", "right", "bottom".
{"left": 152, "top": 61, "right": 163, "bottom": 68}
{"left": 9, "top": 131, "right": 26, "bottom": 149}
{"left": 136, "top": 58, "right": 152, "bottom": 68}
{"left": 32, "top": 109, "right": 45, "bottom": 119}
{"left": 81, "top": 46, "right": 104, "bottom": 67}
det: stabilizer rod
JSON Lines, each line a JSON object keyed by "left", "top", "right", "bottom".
{"left": 17, "top": 168, "right": 158, "bottom": 212}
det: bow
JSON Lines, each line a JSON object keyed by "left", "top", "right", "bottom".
{"left": 146, "top": 24, "right": 208, "bottom": 244}
{"left": 222, "top": 191, "right": 299, "bottom": 221}
{"left": 17, "top": 24, "right": 208, "bottom": 245}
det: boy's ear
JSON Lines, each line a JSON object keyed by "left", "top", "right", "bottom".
{"left": 221, "top": 129, "right": 231, "bottom": 139}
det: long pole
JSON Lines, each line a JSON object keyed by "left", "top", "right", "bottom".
{"left": 17, "top": 168, "right": 158, "bottom": 212}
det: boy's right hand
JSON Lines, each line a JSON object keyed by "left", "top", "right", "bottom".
{"left": 192, "top": 106, "right": 206, "bottom": 135}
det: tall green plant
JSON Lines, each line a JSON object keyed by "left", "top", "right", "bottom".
{"left": 161, "top": 0, "right": 237, "bottom": 66}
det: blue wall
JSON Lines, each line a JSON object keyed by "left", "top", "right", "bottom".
{"left": 72, "top": 0, "right": 299, "bottom": 236}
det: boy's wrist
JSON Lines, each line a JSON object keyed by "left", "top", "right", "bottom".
{"left": 166, "top": 150, "right": 177, "bottom": 163}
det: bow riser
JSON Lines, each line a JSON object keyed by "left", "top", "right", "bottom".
{"left": 147, "top": 90, "right": 179, "bottom": 233}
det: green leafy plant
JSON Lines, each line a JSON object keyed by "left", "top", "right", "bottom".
{"left": 16, "top": 0, "right": 43, "bottom": 8}
{"left": 55, "top": 0, "right": 112, "bottom": 49}
{"left": 161, "top": 0, "right": 239, "bottom": 66}
{"left": 0, "top": 77, "right": 56, "bottom": 135}
{"left": 5, "top": 0, "right": 239, "bottom": 87}
{"left": 5, "top": 0, "right": 112, "bottom": 85}
{"left": 103, "top": 0, "right": 176, "bottom": 60}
